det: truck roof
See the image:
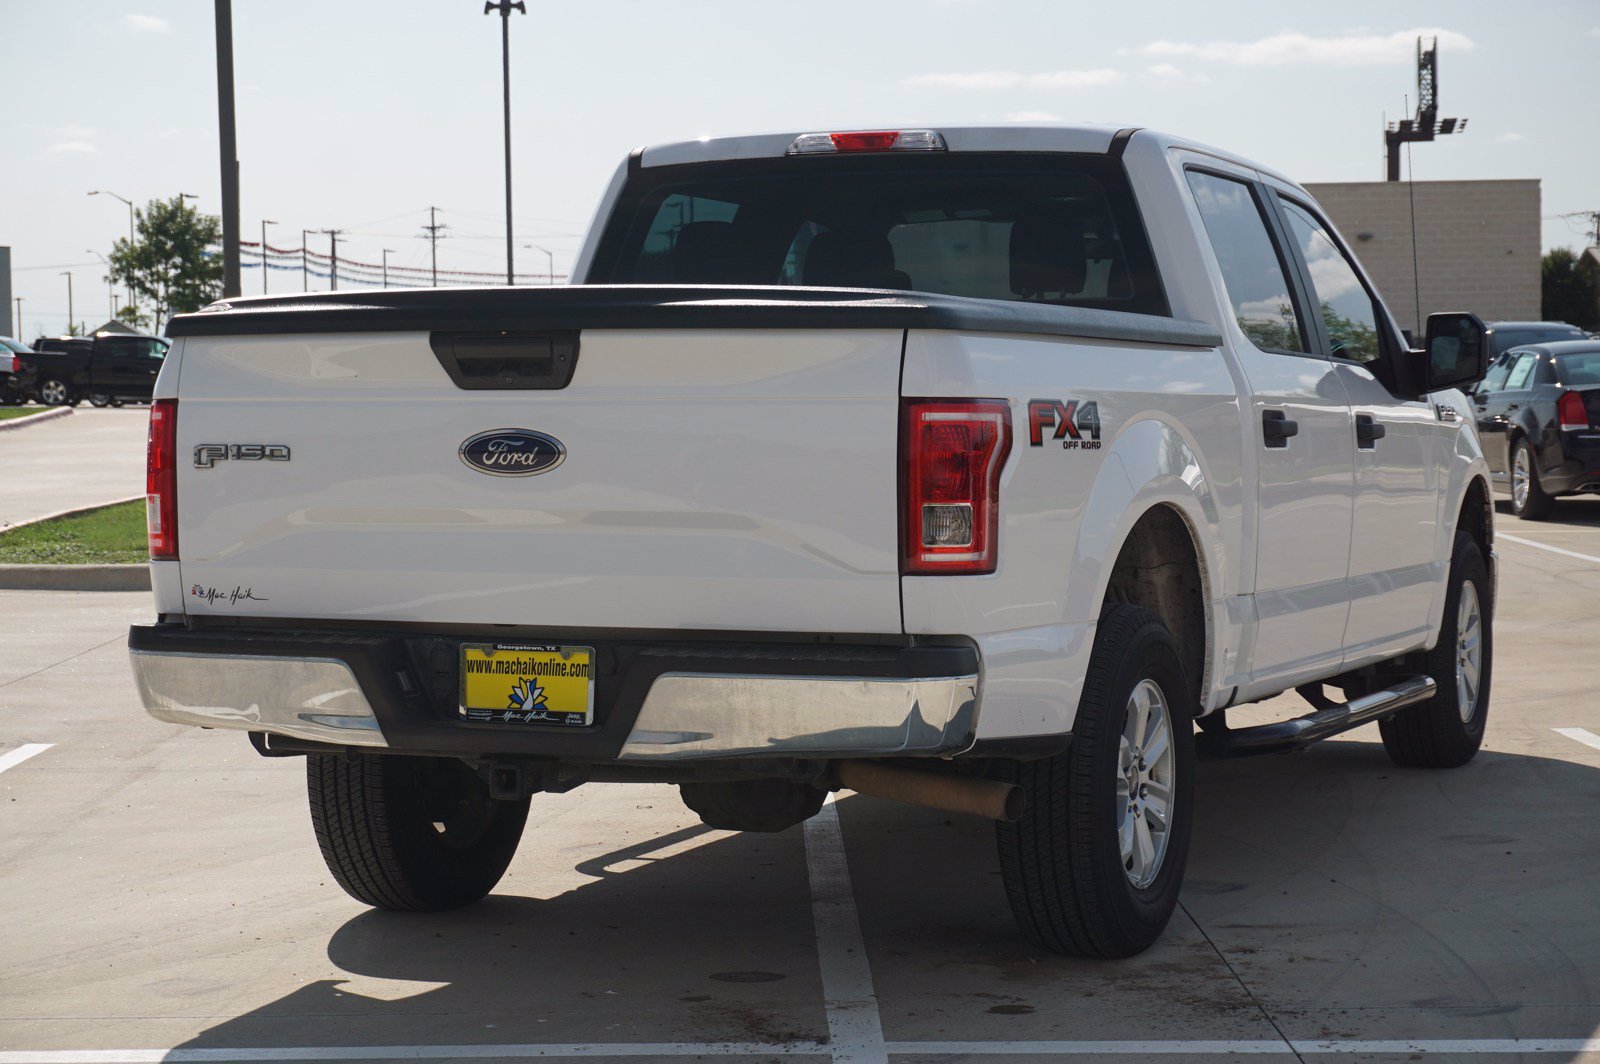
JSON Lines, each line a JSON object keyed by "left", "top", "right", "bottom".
{"left": 638, "top": 124, "right": 1299, "bottom": 189}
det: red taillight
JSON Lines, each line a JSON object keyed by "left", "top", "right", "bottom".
{"left": 786, "top": 129, "right": 947, "bottom": 154}
{"left": 902, "top": 399, "right": 1011, "bottom": 575}
{"left": 1559, "top": 391, "right": 1590, "bottom": 432}
{"left": 147, "top": 398, "right": 178, "bottom": 560}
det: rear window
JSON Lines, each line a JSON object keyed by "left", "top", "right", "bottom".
{"left": 1557, "top": 351, "right": 1600, "bottom": 386}
{"left": 590, "top": 153, "right": 1169, "bottom": 317}
{"left": 1490, "top": 326, "right": 1586, "bottom": 356}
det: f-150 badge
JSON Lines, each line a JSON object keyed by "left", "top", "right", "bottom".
{"left": 1027, "top": 399, "right": 1102, "bottom": 449}
{"left": 194, "top": 443, "right": 291, "bottom": 468}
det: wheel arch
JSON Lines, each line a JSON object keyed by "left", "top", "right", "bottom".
{"left": 1061, "top": 416, "right": 1231, "bottom": 713}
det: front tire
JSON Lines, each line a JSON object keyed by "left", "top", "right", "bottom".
{"left": 1510, "top": 438, "right": 1554, "bottom": 520}
{"left": 88, "top": 394, "right": 111, "bottom": 408}
{"left": 996, "top": 604, "right": 1196, "bottom": 957}
{"left": 307, "top": 753, "right": 530, "bottom": 911}
{"left": 1379, "top": 531, "right": 1492, "bottom": 768}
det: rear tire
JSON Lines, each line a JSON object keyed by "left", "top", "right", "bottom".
{"left": 1379, "top": 531, "right": 1491, "bottom": 768}
{"left": 1510, "top": 438, "right": 1554, "bottom": 520}
{"left": 88, "top": 394, "right": 111, "bottom": 408}
{"left": 307, "top": 753, "right": 530, "bottom": 910}
{"left": 996, "top": 604, "right": 1196, "bottom": 957}
{"left": 39, "top": 378, "right": 75, "bottom": 407}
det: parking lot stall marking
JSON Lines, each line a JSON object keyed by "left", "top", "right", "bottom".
{"left": 802, "top": 793, "right": 889, "bottom": 1064}
{"left": 0, "top": 742, "right": 53, "bottom": 776}
{"left": 8, "top": 1038, "right": 1600, "bottom": 1062}
{"left": 1554, "top": 727, "right": 1600, "bottom": 752}
{"left": 1498, "top": 533, "right": 1600, "bottom": 567}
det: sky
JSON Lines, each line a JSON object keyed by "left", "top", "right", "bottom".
{"left": 3, "top": 0, "right": 1598, "bottom": 337}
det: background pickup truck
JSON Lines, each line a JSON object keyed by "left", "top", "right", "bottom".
{"left": 130, "top": 124, "right": 1495, "bottom": 958}
{"left": 26, "top": 331, "right": 169, "bottom": 406}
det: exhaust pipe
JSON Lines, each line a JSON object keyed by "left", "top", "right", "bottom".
{"left": 833, "top": 761, "right": 1024, "bottom": 822}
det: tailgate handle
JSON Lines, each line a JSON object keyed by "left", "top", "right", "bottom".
{"left": 429, "top": 330, "right": 579, "bottom": 390}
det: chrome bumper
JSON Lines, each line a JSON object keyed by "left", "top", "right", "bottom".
{"left": 130, "top": 649, "right": 388, "bottom": 747}
{"left": 618, "top": 672, "right": 978, "bottom": 760}
{"left": 129, "top": 644, "right": 980, "bottom": 761}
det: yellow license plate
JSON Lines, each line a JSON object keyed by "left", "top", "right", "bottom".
{"left": 459, "top": 644, "right": 594, "bottom": 726}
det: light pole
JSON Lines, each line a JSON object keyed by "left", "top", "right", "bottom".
{"left": 261, "top": 219, "right": 277, "bottom": 295}
{"left": 61, "top": 272, "right": 74, "bottom": 336}
{"left": 484, "top": 0, "right": 525, "bottom": 286}
{"left": 87, "top": 251, "right": 115, "bottom": 321}
{"left": 523, "top": 244, "right": 554, "bottom": 284}
{"left": 88, "top": 190, "right": 136, "bottom": 310}
{"left": 213, "top": 0, "right": 241, "bottom": 298}
{"left": 14, "top": 298, "right": 23, "bottom": 341}
{"left": 301, "top": 229, "right": 314, "bottom": 292}
{"left": 382, "top": 249, "right": 396, "bottom": 289}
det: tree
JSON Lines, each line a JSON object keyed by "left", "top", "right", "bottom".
{"left": 1541, "top": 248, "right": 1600, "bottom": 331}
{"left": 109, "top": 196, "right": 223, "bottom": 333}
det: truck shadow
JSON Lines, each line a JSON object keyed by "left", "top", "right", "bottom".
{"left": 162, "top": 741, "right": 1600, "bottom": 1058}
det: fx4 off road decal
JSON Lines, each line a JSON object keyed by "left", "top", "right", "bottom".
{"left": 1027, "top": 399, "right": 1102, "bottom": 450}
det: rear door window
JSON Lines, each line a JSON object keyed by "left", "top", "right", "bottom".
{"left": 1503, "top": 352, "right": 1537, "bottom": 390}
{"left": 1184, "top": 170, "right": 1307, "bottom": 354}
{"left": 594, "top": 153, "right": 1169, "bottom": 317}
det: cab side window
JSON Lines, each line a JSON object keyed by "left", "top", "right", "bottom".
{"left": 1278, "top": 200, "right": 1382, "bottom": 365}
{"left": 1185, "top": 170, "right": 1307, "bottom": 355}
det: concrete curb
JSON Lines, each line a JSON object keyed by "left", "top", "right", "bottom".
{"left": 0, "top": 564, "right": 150, "bottom": 591}
{"left": 1, "top": 495, "right": 146, "bottom": 534}
{"left": 0, "top": 407, "right": 73, "bottom": 433}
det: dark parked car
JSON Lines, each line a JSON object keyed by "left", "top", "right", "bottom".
{"left": 1471, "top": 339, "right": 1600, "bottom": 518}
{"left": 23, "top": 332, "right": 169, "bottom": 407}
{"left": 1486, "top": 320, "right": 1588, "bottom": 358}
{"left": 1, "top": 336, "right": 39, "bottom": 405}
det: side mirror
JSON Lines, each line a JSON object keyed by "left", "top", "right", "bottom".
{"left": 1419, "top": 311, "right": 1488, "bottom": 393}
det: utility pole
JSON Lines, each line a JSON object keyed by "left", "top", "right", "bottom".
{"left": 484, "top": 0, "right": 525, "bottom": 285}
{"left": 261, "top": 219, "right": 277, "bottom": 295}
{"left": 323, "top": 230, "right": 345, "bottom": 290}
{"left": 87, "top": 250, "right": 115, "bottom": 320}
{"left": 88, "top": 190, "right": 137, "bottom": 310}
{"left": 61, "top": 272, "right": 74, "bottom": 336}
{"left": 15, "top": 298, "right": 23, "bottom": 340}
{"left": 524, "top": 243, "right": 553, "bottom": 284}
{"left": 422, "top": 206, "right": 447, "bottom": 287}
{"left": 382, "top": 249, "right": 395, "bottom": 289}
{"left": 214, "top": 0, "right": 241, "bottom": 296}
{"left": 301, "top": 229, "right": 313, "bottom": 291}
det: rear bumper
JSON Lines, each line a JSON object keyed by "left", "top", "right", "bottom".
{"left": 128, "top": 624, "right": 980, "bottom": 762}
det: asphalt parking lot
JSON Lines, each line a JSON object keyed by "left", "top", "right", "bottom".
{"left": 2, "top": 503, "right": 1600, "bottom": 1063}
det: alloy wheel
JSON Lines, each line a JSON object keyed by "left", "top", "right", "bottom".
{"left": 1455, "top": 581, "right": 1483, "bottom": 722}
{"left": 1512, "top": 447, "right": 1530, "bottom": 510}
{"left": 1117, "top": 678, "right": 1176, "bottom": 889}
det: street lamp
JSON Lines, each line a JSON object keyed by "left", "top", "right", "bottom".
{"left": 61, "top": 272, "right": 74, "bottom": 336}
{"left": 382, "top": 249, "right": 396, "bottom": 289}
{"left": 261, "top": 219, "right": 277, "bottom": 295}
{"left": 523, "top": 244, "right": 554, "bottom": 285}
{"left": 87, "top": 250, "right": 115, "bottom": 321}
{"left": 88, "top": 189, "right": 136, "bottom": 309}
{"left": 484, "top": 0, "right": 526, "bottom": 286}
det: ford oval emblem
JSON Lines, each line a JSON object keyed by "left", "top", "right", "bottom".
{"left": 459, "top": 428, "right": 566, "bottom": 477}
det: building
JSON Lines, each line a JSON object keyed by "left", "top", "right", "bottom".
{"left": 1304, "top": 179, "right": 1540, "bottom": 339}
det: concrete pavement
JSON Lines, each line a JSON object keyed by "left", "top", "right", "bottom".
{"left": 0, "top": 406, "right": 147, "bottom": 530}
{"left": 1, "top": 500, "right": 1599, "bottom": 1062}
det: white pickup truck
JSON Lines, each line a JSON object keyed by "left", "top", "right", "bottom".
{"left": 130, "top": 125, "right": 1496, "bottom": 958}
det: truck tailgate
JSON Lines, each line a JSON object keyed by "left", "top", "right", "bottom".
{"left": 171, "top": 326, "right": 904, "bottom": 633}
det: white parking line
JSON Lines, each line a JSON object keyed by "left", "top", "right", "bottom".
{"left": 1554, "top": 727, "right": 1600, "bottom": 752}
{"left": 1498, "top": 533, "right": 1600, "bottom": 567}
{"left": 802, "top": 794, "right": 887, "bottom": 1064}
{"left": 6, "top": 1038, "right": 1600, "bottom": 1062}
{"left": 0, "top": 743, "right": 53, "bottom": 776}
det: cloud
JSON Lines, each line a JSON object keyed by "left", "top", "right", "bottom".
{"left": 1590, "top": 27, "right": 1600, "bottom": 38}
{"left": 901, "top": 71, "right": 1023, "bottom": 89}
{"left": 1494, "top": 132, "right": 1526, "bottom": 143}
{"left": 1005, "top": 111, "right": 1063, "bottom": 123}
{"left": 47, "top": 142, "right": 97, "bottom": 155}
{"left": 901, "top": 68, "right": 1122, "bottom": 90}
{"left": 121, "top": 13, "right": 171, "bottom": 33}
{"left": 1128, "top": 28, "right": 1474, "bottom": 66}
{"left": 1145, "top": 63, "right": 1210, "bottom": 84}
{"left": 52, "top": 125, "right": 98, "bottom": 141}
{"left": 1027, "top": 69, "right": 1122, "bottom": 89}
